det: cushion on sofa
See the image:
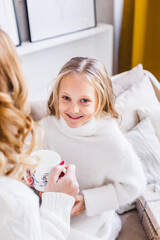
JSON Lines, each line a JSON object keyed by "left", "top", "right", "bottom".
{"left": 30, "top": 100, "right": 49, "bottom": 122}
{"left": 137, "top": 106, "right": 160, "bottom": 141}
{"left": 126, "top": 118, "right": 160, "bottom": 184}
{"left": 111, "top": 64, "right": 144, "bottom": 97}
{"left": 115, "top": 76, "right": 159, "bottom": 132}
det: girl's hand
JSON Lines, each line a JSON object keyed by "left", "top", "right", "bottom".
{"left": 44, "top": 164, "right": 79, "bottom": 199}
{"left": 71, "top": 194, "right": 85, "bottom": 216}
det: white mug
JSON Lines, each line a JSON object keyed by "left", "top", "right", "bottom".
{"left": 31, "top": 149, "right": 61, "bottom": 191}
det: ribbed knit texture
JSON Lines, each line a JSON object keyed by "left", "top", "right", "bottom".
{"left": 42, "top": 192, "right": 74, "bottom": 210}
{"left": 0, "top": 177, "right": 74, "bottom": 240}
{"left": 39, "top": 115, "right": 147, "bottom": 240}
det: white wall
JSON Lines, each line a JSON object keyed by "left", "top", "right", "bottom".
{"left": 113, "top": 0, "right": 124, "bottom": 74}
{"left": 96, "top": 0, "right": 124, "bottom": 74}
{"left": 96, "top": 0, "right": 113, "bottom": 25}
{"left": 15, "top": 0, "right": 123, "bottom": 74}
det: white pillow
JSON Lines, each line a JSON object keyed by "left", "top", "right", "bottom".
{"left": 30, "top": 100, "right": 48, "bottom": 121}
{"left": 115, "top": 76, "right": 159, "bottom": 132}
{"left": 137, "top": 106, "right": 160, "bottom": 141}
{"left": 126, "top": 118, "right": 160, "bottom": 184}
{"left": 111, "top": 64, "right": 144, "bottom": 97}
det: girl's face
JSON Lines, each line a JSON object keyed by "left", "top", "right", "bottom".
{"left": 59, "top": 74, "right": 98, "bottom": 128}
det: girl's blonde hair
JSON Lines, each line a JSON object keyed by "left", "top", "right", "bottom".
{"left": 48, "top": 57, "right": 118, "bottom": 119}
{"left": 0, "top": 29, "right": 39, "bottom": 180}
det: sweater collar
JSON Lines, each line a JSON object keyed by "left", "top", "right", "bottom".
{"left": 53, "top": 115, "right": 110, "bottom": 137}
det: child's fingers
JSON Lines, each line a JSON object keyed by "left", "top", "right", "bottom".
{"left": 71, "top": 203, "right": 80, "bottom": 216}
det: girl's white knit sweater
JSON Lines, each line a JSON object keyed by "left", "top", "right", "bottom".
{"left": 39, "top": 115, "right": 146, "bottom": 240}
{"left": 0, "top": 177, "right": 75, "bottom": 240}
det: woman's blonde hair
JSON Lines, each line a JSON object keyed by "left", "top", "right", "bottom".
{"left": 48, "top": 57, "right": 118, "bottom": 119}
{"left": 0, "top": 30, "right": 39, "bottom": 180}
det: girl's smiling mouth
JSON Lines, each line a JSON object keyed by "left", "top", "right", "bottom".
{"left": 66, "top": 113, "right": 83, "bottom": 119}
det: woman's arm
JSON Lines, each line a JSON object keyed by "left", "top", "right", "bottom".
{"left": 40, "top": 192, "right": 74, "bottom": 239}
{"left": 0, "top": 165, "right": 79, "bottom": 240}
{"left": 40, "top": 164, "right": 79, "bottom": 239}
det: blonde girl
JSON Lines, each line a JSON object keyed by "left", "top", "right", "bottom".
{"left": 40, "top": 57, "right": 146, "bottom": 240}
{"left": 0, "top": 30, "right": 79, "bottom": 240}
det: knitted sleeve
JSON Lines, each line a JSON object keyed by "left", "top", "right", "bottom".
{"left": 40, "top": 192, "right": 75, "bottom": 239}
{"left": 0, "top": 182, "right": 74, "bottom": 240}
{"left": 82, "top": 129, "right": 147, "bottom": 217}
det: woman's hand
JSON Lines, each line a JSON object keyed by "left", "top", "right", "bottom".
{"left": 44, "top": 164, "right": 79, "bottom": 199}
{"left": 71, "top": 194, "right": 85, "bottom": 216}
{"left": 21, "top": 169, "right": 33, "bottom": 187}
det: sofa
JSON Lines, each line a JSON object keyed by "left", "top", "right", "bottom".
{"left": 30, "top": 64, "right": 160, "bottom": 240}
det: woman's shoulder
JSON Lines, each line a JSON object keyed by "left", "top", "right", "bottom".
{"left": 0, "top": 177, "right": 38, "bottom": 214}
{"left": 0, "top": 177, "right": 39, "bottom": 235}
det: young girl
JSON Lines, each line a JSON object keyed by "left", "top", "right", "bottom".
{"left": 0, "top": 30, "right": 79, "bottom": 240}
{"left": 39, "top": 57, "right": 146, "bottom": 240}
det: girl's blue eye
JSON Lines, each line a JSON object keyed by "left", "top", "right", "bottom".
{"left": 63, "top": 96, "right": 70, "bottom": 100}
{"left": 81, "top": 99, "right": 88, "bottom": 103}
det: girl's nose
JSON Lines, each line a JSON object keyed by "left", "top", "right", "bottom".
{"left": 69, "top": 104, "right": 79, "bottom": 113}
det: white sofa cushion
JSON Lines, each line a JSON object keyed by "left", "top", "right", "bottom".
{"left": 137, "top": 106, "right": 160, "bottom": 141}
{"left": 30, "top": 100, "right": 49, "bottom": 122}
{"left": 115, "top": 76, "right": 159, "bottom": 132}
{"left": 126, "top": 118, "right": 160, "bottom": 184}
{"left": 111, "top": 64, "right": 144, "bottom": 97}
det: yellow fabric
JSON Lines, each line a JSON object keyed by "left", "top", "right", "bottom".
{"left": 119, "top": 0, "right": 134, "bottom": 73}
{"left": 119, "top": 0, "right": 160, "bottom": 81}
{"left": 132, "top": 0, "right": 148, "bottom": 66}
